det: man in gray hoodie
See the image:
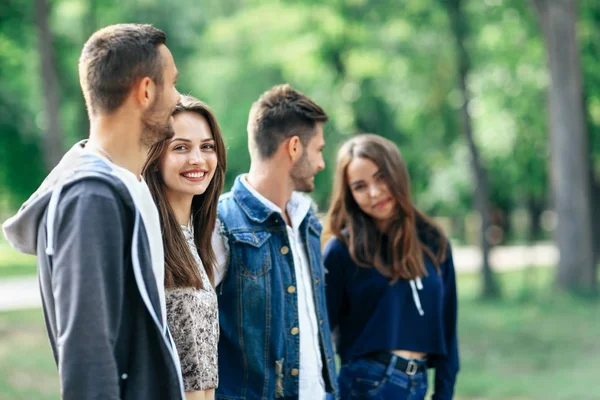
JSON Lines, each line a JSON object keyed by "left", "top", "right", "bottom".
{"left": 2, "top": 24, "right": 184, "bottom": 399}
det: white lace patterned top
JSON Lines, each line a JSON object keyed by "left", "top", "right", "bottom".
{"left": 165, "top": 225, "right": 219, "bottom": 391}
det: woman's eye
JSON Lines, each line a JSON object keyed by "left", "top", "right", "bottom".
{"left": 173, "top": 145, "right": 187, "bottom": 151}
{"left": 202, "top": 144, "right": 215, "bottom": 151}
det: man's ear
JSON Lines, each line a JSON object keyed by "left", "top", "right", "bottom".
{"left": 134, "top": 77, "right": 155, "bottom": 110}
{"left": 287, "top": 136, "right": 302, "bottom": 162}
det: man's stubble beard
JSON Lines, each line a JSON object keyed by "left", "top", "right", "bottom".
{"left": 290, "top": 151, "right": 316, "bottom": 193}
{"left": 140, "top": 92, "right": 175, "bottom": 148}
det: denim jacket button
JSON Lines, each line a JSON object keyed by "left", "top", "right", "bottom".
{"left": 291, "top": 368, "right": 299, "bottom": 376}
{"left": 280, "top": 246, "right": 290, "bottom": 255}
{"left": 315, "top": 278, "right": 321, "bottom": 284}
{"left": 287, "top": 285, "right": 296, "bottom": 294}
{"left": 291, "top": 327, "right": 299, "bottom": 335}
{"left": 319, "top": 319, "right": 324, "bottom": 325}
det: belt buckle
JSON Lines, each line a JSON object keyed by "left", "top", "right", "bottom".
{"left": 405, "top": 360, "right": 418, "bottom": 376}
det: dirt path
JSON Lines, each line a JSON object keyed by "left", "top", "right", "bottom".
{"left": 0, "top": 243, "right": 557, "bottom": 311}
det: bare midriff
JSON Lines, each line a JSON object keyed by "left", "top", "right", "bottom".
{"left": 391, "top": 349, "right": 427, "bottom": 360}
{"left": 185, "top": 389, "right": 215, "bottom": 400}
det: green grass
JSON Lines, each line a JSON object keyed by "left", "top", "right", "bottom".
{"left": 0, "top": 268, "right": 599, "bottom": 399}
{"left": 0, "top": 244, "right": 37, "bottom": 278}
{"left": 0, "top": 308, "right": 59, "bottom": 400}
{"left": 454, "top": 268, "right": 600, "bottom": 399}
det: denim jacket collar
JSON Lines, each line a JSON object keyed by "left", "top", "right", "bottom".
{"left": 232, "top": 174, "right": 313, "bottom": 226}
{"left": 232, "top": 175, "right": 277, "bottom": 224}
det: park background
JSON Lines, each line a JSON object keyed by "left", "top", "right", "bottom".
{"left": 0, "top": 0, "right": 599, "bottom": 398}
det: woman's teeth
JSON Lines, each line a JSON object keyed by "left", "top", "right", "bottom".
{"left": 183, "top": 172, "right": 205, "bottom": 178}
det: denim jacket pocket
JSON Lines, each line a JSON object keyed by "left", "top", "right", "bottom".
{"left": 231, "top": 231, "right": 272, "bottom": 278}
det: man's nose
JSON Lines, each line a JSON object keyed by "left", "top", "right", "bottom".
{"left": 317, "top": 154, "right": 326, "bottom": 171}
{"left": 318, "top": 159, "right": 326, "bottom": 172}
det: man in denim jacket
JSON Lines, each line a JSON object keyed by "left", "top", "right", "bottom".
{"left": 212, "top": 84, "right": 338, "bottom": 399}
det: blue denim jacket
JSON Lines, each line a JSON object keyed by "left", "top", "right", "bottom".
{"left": 215, "top": 175, "right": 338, "bottom": 400}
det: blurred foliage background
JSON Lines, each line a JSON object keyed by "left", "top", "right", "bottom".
{"left": 1, "top": 0, "right": 600, "bottom": 398}
{"left": 2, "top": 0, "right": 598, "bottom": 293}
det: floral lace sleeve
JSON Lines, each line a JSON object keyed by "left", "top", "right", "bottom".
{"left": 166, "top": 288, "right": 219, "bottom": 391}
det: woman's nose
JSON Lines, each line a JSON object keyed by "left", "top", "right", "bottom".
{"left": 188, "top": 148, "right": 206, "bottom": 166}
{"left": 369, "top": 184, "right": 381, "bottom": 198}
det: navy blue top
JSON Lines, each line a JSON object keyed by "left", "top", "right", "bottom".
{"left": 324, "top": 236, "right": 459, "bottom": 400}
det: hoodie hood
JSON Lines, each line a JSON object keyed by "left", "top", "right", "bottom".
{"left": 2, "top": 140, "right": 130, "bottom": 255}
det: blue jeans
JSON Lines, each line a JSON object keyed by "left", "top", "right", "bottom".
{"left": 338, "top": 356, "right": 428, "bottom": 400}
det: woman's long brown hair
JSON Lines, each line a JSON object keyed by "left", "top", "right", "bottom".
{"left": 142, "top": 95, "right": 226, "bottom": 289}
{"left": 326, "top": 134, "right": 447, "bottom": 281}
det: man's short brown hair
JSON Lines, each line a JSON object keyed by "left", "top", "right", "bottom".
{"left": 79, "top": 24, "right": 166, "bottom": 116}
{"left": 247, "top": 84, "right": 328, "bottom": 159}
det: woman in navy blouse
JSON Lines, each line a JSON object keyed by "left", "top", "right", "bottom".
{"left": 323, "top": 134, "right": 459, "bottom": 399}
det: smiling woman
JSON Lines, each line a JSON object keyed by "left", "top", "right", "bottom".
{"left": 142, "top": 95, "right": 227, "bottom": 400}
{"left": 160, "top": 112, "right": 219, "bottom": 220}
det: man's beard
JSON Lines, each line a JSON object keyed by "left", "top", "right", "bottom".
{"left": 290, "top": 152, "right": 316, "bottom": 193}
{"left": 140, "top": 94, "right": 175, "bottom": 148}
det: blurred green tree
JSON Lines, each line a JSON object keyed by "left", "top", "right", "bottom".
{"left": 443, "top": 0, "right": 500, "bottom": 299}
{"left": 1, "top": 0, "right": 599, "bottom": 297}
{"left": 532, "top": 0, "right": 596, "bottom": 294}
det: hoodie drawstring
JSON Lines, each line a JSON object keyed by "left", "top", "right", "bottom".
{"left": 409, "top": 277, "right": 424, "bottom": 316}
{"left": 45, "top": 184, "right": 65, "bottom": 257}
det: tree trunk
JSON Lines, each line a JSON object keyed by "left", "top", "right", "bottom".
{"left": 592, "top": 178, "right": 600, "bottom": 266}
{"left": 445, "top": 0, "right": 500, "bottom": 299}
{"left": 76, "top": 0, "right": 97, "bottom": 138}
{"left": 532, "top": 0, "right": 596, "bottom": 294}
{"left": 35, "top": 0, "right": 63, "bottom": 170}
{"left": 527, "top": 196, "right": 544, "bottom": 243}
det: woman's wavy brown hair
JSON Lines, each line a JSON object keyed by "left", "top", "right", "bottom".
{"left": 326, "top": 134, "right": 447, "bottom": 280}
{"left": 142, "top": 95, "right": 226, "bottom": 289}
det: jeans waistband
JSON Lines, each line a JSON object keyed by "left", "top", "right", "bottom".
{"left": 366, "top": 352, "right": 427, "bottom": 376}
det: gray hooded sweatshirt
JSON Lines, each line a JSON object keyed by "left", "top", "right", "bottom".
{"left": 2, "top": 141, "right": 185, "bottom": 400}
